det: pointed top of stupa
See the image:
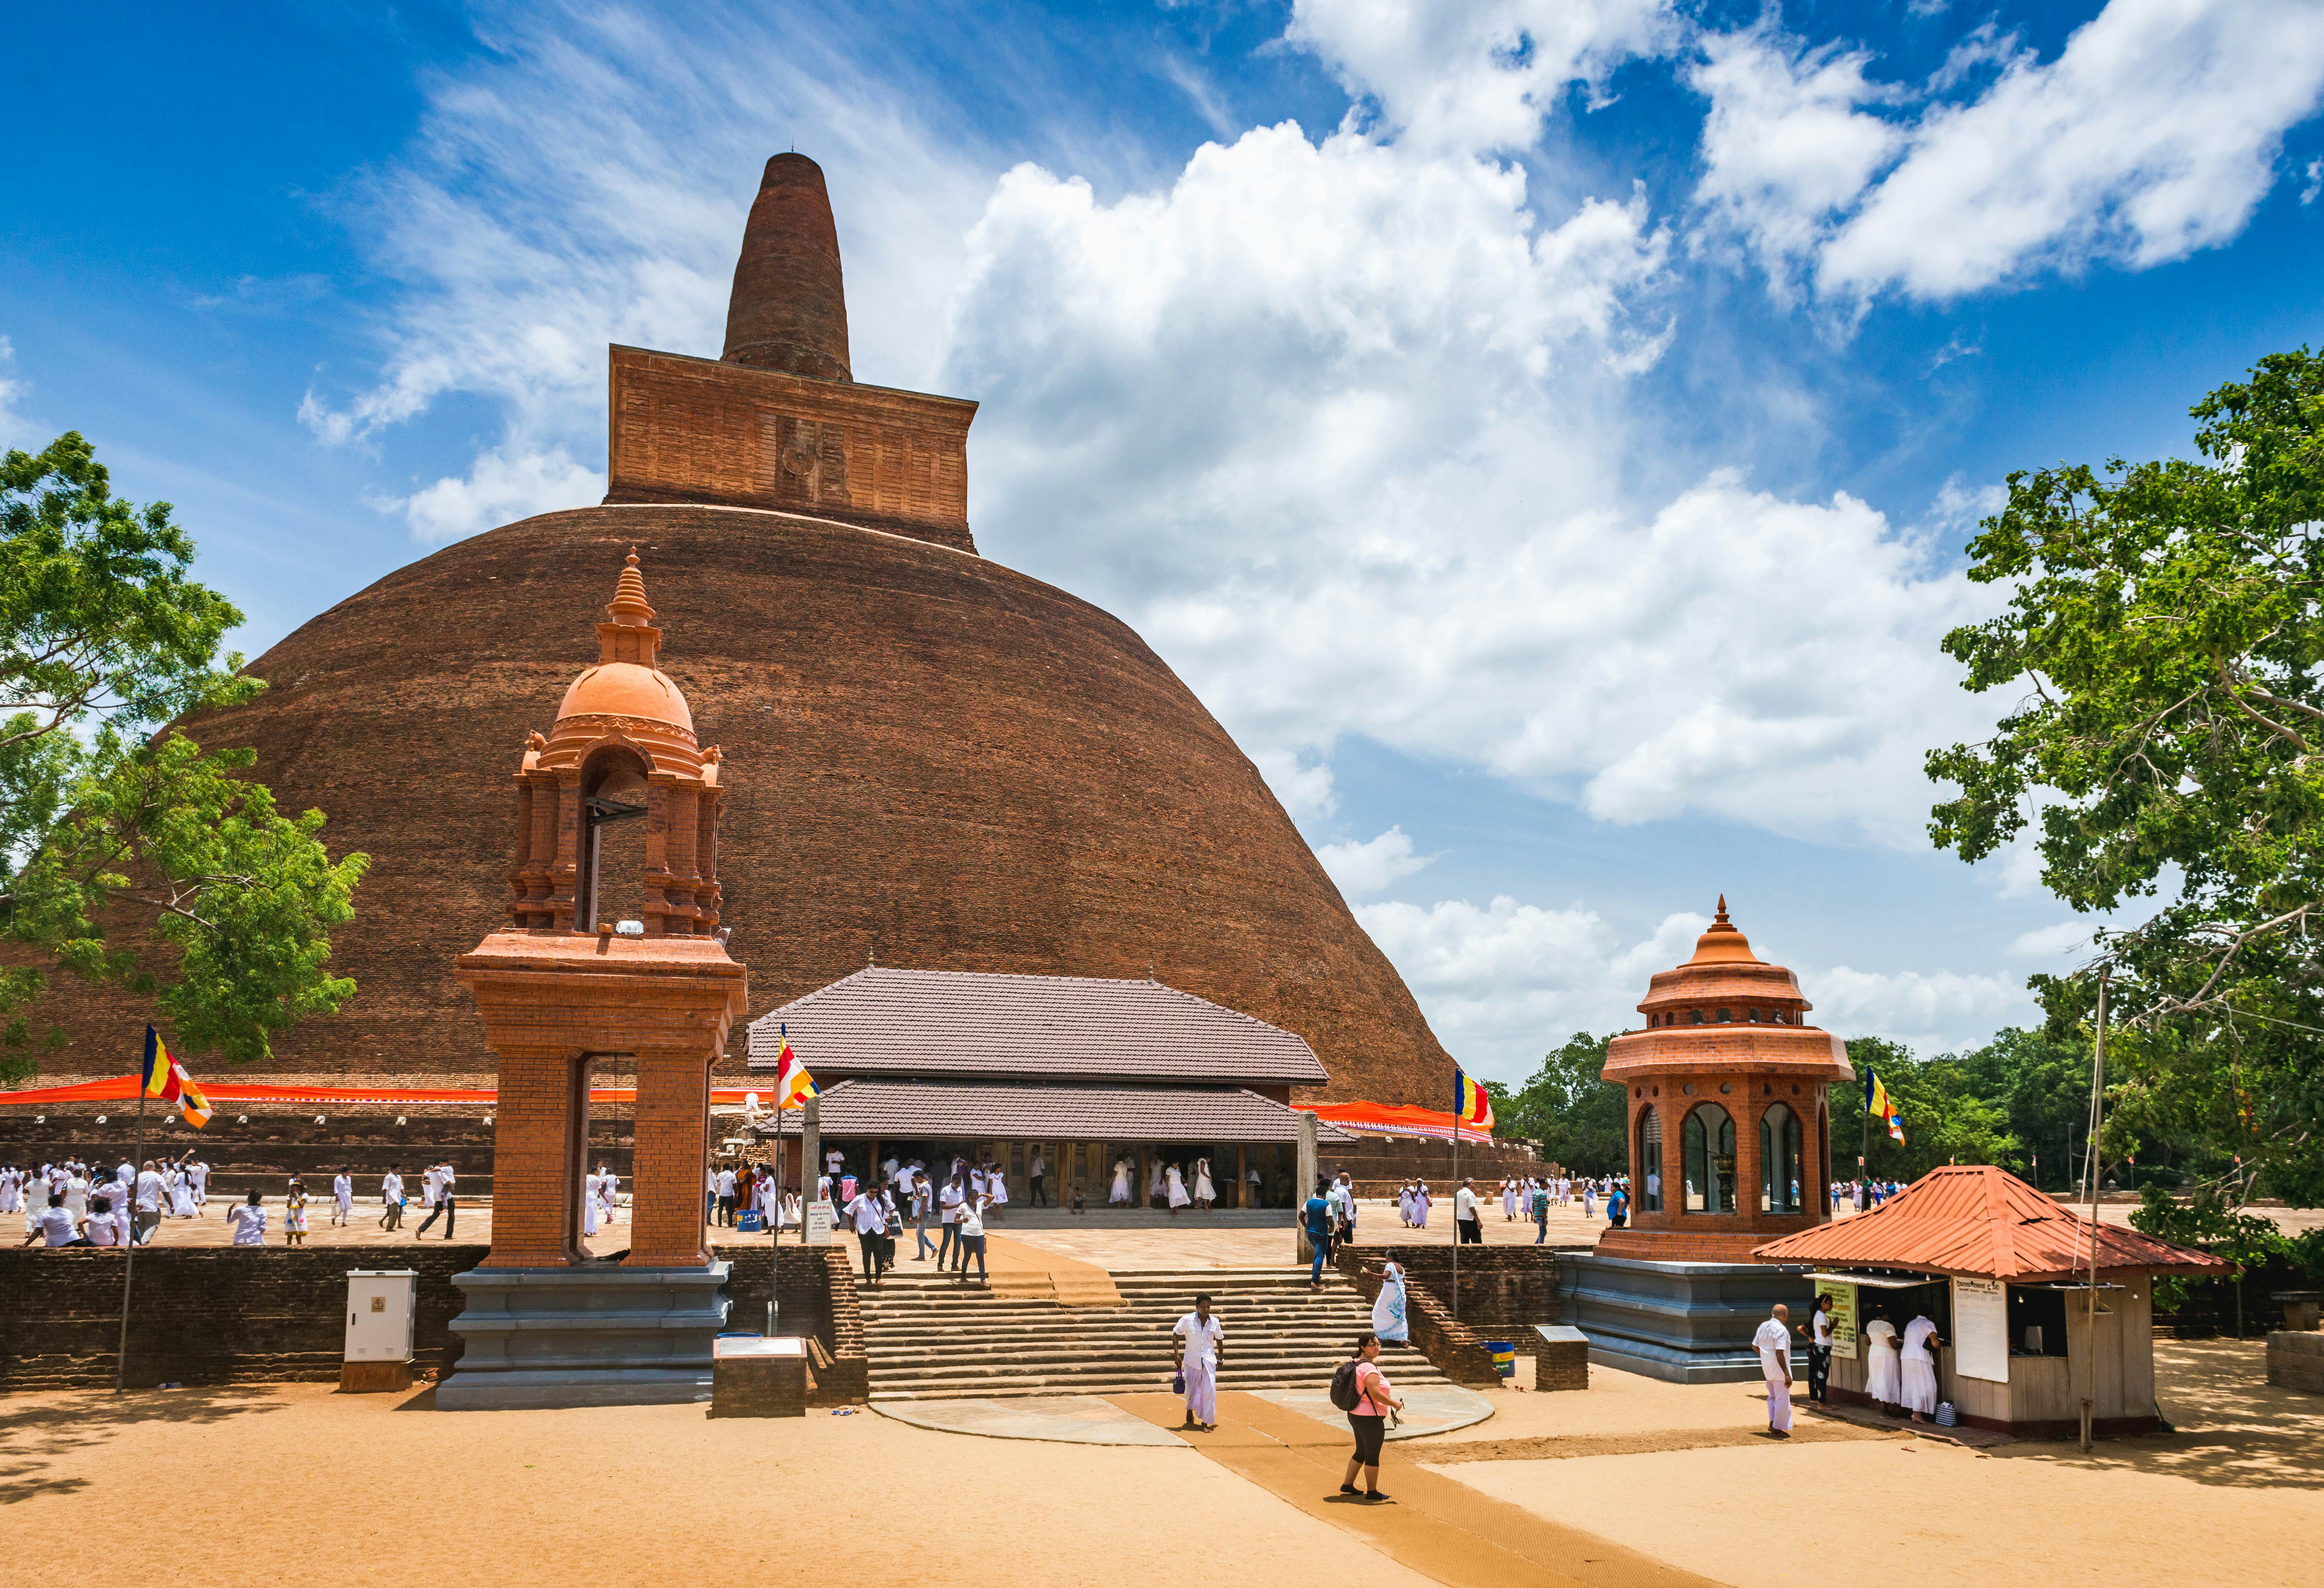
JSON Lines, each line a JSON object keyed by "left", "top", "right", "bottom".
{"left": 720, "top": 152, "right": 852, "bottom": 382}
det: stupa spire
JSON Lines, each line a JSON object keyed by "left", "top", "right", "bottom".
{"left": 721, "top": 152, "right": 852, "bottom": 382}
{"left": 596, "top": 548, "right": 663, "bottom": 668}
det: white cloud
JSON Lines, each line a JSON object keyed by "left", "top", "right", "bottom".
{"left": 1695, "top": 0, "right": 2324, "bottom": 306}
{"left": 1314, "top": 825, "right": 1430, "bottom": 895}
{"left": 380, "top": 444, "right": 606, "bottom": 545}
{"left": 0, "top": 337, "right": 37, "bottom": 450}
{"left": 1287, "top": 0, "right": 1677, "bottom": 152}
{"left": 1805, "top": 964, "right": 2036, "bottom": 1053}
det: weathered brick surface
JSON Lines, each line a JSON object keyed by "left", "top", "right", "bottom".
{"left": 0, "top": 1239, "right": 864, "bottom": 1397}
{"left": 1341, "top": 1244, "right": 1568, "bottom": 1382}
{"left": 1333, "top": 1246, "right": 1501, "bottom": 1386}
{"left": 0, "top": 1245, "right": 482, "bottom": 1391}
{"left": 23, "top": 504, "right": 1453, "bottom": 1108}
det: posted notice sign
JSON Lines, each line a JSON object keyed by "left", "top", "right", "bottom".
{"left": 1815, "top": 1278, "right": 1859, "bottom": 1355}
{"left": 1953, "top": 1276, "right": 2009, "bottom": 1383}
{"left": 804, "top": 1198, "right": 835, "bottom": 1246}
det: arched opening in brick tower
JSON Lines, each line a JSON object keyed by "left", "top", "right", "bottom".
{"left": 1760, "top": 1101, "right": 1803, "bottom": 1213}
{"left": 1683, "top": 1104, "right": 1736, "bottom": 1213}
{"left": 580, "top": 745, "right": 651, "bottom": 931}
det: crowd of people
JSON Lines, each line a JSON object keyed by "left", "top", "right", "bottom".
{"left": 1833, "top": 1177, "right": 1907, "bottom": 1212}
{"left": 1389, "top": 1170, "right": 1631, "bottom": 1243}
{"left": 9, "top": 1156, "right": 489, "bottom": 1248}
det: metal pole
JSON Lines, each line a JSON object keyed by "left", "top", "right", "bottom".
{"left": 768, "top": 1132, "right": 780, "bottom": 1335}
{"left": 1451, "top": 1113, "right": 1460, "bottom": 1321}
{"left": 113, "top": 1087, "right": 148, "bottom": 1395}
{"left": 2080, "top": 973, "right": 2107, "bottom": 1453}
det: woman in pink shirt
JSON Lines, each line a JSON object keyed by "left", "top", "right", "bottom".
{"left": 1341, "top": 1332, "right": 1404, "bottom": 1501}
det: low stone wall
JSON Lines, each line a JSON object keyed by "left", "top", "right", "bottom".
{"left": 0, "top": 1244, "right": 481, "bottom": 1392}
{"left": 2268, "top": 1330, "right": 2324, "bottom": 1394}
{"left": 1335, "top": 1246, "right": 1535, "bottom": 1386}
{"left": 0, "top": 1238, "right": 867, "bottom": 1401}
{"left": 1344, "top": 1244, "right": 1573, "bottom": 1368}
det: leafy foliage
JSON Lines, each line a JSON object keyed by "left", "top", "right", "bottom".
{"left": 1841, "top": 1036, "right": 2019, "bottom": 1183}
{"left": 1927, "top": 349, "right": 2324, "bottom": 1203}
{"left": 0, "top": 433, "right": 367, "bottom": 1080}
{"left": 1493, "top": 1032, "right": 1628, "bottom": 1175}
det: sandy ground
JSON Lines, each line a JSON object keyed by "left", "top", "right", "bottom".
{"left": 1431, "top": 1340, "right": 2322, "bottom": 1588}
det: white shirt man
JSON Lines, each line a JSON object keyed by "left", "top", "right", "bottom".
{"left": 1454, "top": 1183, "right": 1478, "bottom": 1224}
{"left": 1753, "top": 1306, "right": 1796, "bottom": 1436}
{"left": 381, "top": 1170, "right": 403, "bottom": 1207}
{"left": 188, "top": 1159, "right": 210, "bottom": 1204}
{"left": 1172, "top": 1301, "right": 1226, "bottom": 1430}
{"left": 825, "top": 1148, "right": 844, "bottom": 1180}
{"left": 30, "top": 1200, "right": 79, "bottom": 1246}
{"left": 332, "top": 1172, "right": 353, "bottom": 1225}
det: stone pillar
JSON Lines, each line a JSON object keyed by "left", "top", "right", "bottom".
{"left": 484, "top": 1046, "right": 588, "bottom": 1269}
{"left": 801, "top": 1095, "right": 820, "bottom": 1219}
{"left": 628, "top": 1046, "right": 715, "bottom": 1267}
{"left": 1296, "top": 1110, "right": 1318, "bottom": 1262}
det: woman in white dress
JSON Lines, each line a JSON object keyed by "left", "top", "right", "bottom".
{"left": 1413, "top": 1182, "right": 1431, "bottom": 1228}
{"left": 1501, "top": 1178, "right": 1518, "bottom": 1221}
{"left": 169, "top": 1167, "right": 197, "bottom": 1219}
{"left": 581, "top": 1171, "right": 601, "bottom": 1236}
{"left": 1396, "top": 1182, "right": 1414, "bottom": 1226}
{"left": 1192, "top": 1158, "right": 1216, "bottom": 1209}
{"left": 228, "top": 1189, "right": 269, "bottom": 1246}
{"left": 0, "top": 1165, "right": 20, "bottom": 1216}
{"left": 1863, "top": 1313, "right": 1903, "bottom": 1409}
{"left": 1900, "top": 1312, "right": 1942, "bottom": 1421}
{"left": 1366, "top": 1257, "right": 1410, "bottom": 1345}
{"left": 1109, "top": 1158, "right": 1133, "bottom": 1205}
{"left": 1165, "top": 1162, "right": 1190, "bottom": 1212}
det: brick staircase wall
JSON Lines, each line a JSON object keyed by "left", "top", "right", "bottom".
{"left": 1, "top": 1238, "right": 865, "bottom": 1398}
{"left": 1336, "top": 1244, "right": 1572, "bottom": 1385}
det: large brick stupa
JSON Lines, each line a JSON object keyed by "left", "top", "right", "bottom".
{"left": 43, "top": 154, "right": 1451, "bottom": 1105}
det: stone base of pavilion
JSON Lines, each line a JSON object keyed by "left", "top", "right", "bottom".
{"left": 437, "top": 1261, "right": 731, "bottom": 1410}
{"left": 1558, "top": 1252, "right": 1813, "bottom": 1383}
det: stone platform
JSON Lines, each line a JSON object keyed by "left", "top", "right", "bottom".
{"left": 437, "top": 1260, "right": 731, "bottom": 1410}
{"left": 1558, "top": 1253, "right": 1812, "bottom": 1383}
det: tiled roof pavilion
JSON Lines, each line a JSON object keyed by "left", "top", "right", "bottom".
{"left": 744, "top": 966, "right": 1335, "bottom": 1145}
{"left": 746, "top": 966, "right": 1329, "bottom": 1088}
{"left": 1752, "top": 1164, "right": 2228, "bottom": 1282}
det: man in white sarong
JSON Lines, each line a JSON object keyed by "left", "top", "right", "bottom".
{"left": 332, "top": 1169, "right": 353, "bottom": 1227}
{"left": 1173, "top": 1293, "right": 1225, "bottom": 1432}
{"left": 1753, "top": 1303, "right": 1796, "bottom": 1437}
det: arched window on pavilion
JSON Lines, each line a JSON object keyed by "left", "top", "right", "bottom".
{"left": 1637, "top": 1106, "right": 1663, "bottom": 1212}
{"left": 1682, "top": 1104, "right": 1736, "bottom": 1213}
{"left": 1760, "top": 1102, "right": 1803, "bottom": 1214}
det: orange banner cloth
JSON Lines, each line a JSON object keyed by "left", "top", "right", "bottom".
{"left": 0, "top": 1076, "right": 779, "bottom": 1109}
{"left": 1297, "top": 1099, "right": 1495, "bottom": 1141}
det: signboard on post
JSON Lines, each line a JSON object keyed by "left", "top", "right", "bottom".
{"left": 1953, "top": 1276, "right": 2009, "bottom": 1383}
{"left": 805, "top": 1197, "right": 834, "bottom": 1246}
{"left": 1815, "top": 1278, "right": 1859, "bottom": 1356}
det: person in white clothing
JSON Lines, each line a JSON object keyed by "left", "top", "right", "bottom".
{"left": 598, "top": 1163, "right": 620, "bottom": 1224}
{"left": 25, "top": 1194, "right": 85, "bottom": 1247}
{"left": 1862, "top": 1313, "right": 1903, "bottom": 1410}
{"left": 189, "top": 1158, "right": 210, "bottom": 1207}
{"left": 938, "top": 1174, "right": 966, "bottom": 1270}
{"left": 1453, "top": 1178, "right": 1482, "bottom": 1244}
{"left": 132, "top": 1161, "right": 166, "bottom": 1245}
{"left": 1501, "top": 1178, "right": 1518, "bottom": 1221}
{"left": 332, "top": 1169, "right": 353, "bottom": 1227}
{"left": 581, "top": 1169, "right": 602, "bottom": 1236}
{"left": 380, "top": 1168, "right": 406, "bottom": 1231}
{"left": 1192, "top": 1157, "right": 1216, "bottom": 1209}
{"left": 1753, "top": 1304, "right": 1796, "bottom": 1436}
{"left": 1900, "top": 1311, "right": 1942, "bottom": 1421}
{"left": 1164, "top": 1161, "right": 1190, "bottom": 1213}
{"left": 227, "top": 1189, "right": 268, "bottom": 1246}
{"left": 1028, "top": 1148, "right": 1048, "bottom": 1208}
{"left": 1109, "top": 1158, "right": 1133, "bottom": 1205}
{"left": 61, "top": 1171, "right": 89, "bottom": 1227}
{"left": 1146, "top": 1157, "right": 1163, "bottom": 1206}
{"left": 1172, "top": 1294, "right": 1226, "bottom": 1431}
{"left": 85, "top": 1194, "right": 123, "bottom": 1246}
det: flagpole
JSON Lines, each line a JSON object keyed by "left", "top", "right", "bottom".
{"left": 113, "top": 1082, "right": 148, "bottom": 1395}
{"left": 1858, "top": 1070, "right": 1872, "bottom": 1211}
{"left": 1451, "top": 1100, "right": 1460, "bottom": 1323}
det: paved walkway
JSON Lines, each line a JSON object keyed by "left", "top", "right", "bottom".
{"left": 1108, "top": 1390, "right": 1725, "bottom": 1588}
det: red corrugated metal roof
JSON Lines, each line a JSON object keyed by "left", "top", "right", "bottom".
{"left": 745, "top": 967, "right": 1328, "bottom": 1086}
{"left": 1751, "top": 1164, "right": 2229, "bottom": 1281}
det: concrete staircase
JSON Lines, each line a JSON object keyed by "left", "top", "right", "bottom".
{"left": 858, "top": 1266, "right": 1449, "bottom": 1402}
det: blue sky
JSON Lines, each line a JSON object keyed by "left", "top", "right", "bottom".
{"left": 5, "top": 0, "right": 2322, "bottom": 1081}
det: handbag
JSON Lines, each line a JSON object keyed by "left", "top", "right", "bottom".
{"left": 1172, "top": 1371, "right": 1186, "bottom": 1393}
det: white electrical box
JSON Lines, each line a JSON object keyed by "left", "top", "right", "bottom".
{"left": 345, "top": 1269, "right": 417, "bottom": 1363}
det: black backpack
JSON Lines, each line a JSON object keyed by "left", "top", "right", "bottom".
{"left": 1329, "top": 1357, "right": 1363, "bottom": 1412}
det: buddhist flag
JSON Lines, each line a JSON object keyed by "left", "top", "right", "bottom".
{"left": 1454, "top": 1066, "right": 1493, "bottom": 1133}
{"left": 772, "top": 1024, "right": 817, "bottom": 1109}
{"left": 1864, "top": 1069, "right": 1903, "bottom": 1145}
{"left": 141, "top": 1025, "right": 212, "bottom": 1129}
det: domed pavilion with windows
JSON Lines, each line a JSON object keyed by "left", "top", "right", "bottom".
{"left": 1560, "top": 898, "right": 1856, "bottom": 1382}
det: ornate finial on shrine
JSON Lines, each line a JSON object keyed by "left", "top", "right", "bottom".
{"left": 1715, "top": 893, "right": 1729, "bottom": 924}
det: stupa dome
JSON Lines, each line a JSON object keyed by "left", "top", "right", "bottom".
{"left": 33, "top": 154, "right": 1455, "bottom": 1105}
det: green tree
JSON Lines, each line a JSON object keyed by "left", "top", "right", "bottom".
{"left": 1843, "top": 1037, "right": 2017, "bottom": 1183}
{"left": 0, "top": 433, "right": 368, "bottom": 1082}
{"left": 1952, "top": 1027, "right": 2097, "bottom": 1192}
{"left": 1496, "top": 1033, "right": 1628, "bottom": 1175}
{"left": 1927, "top": 349, "right": 2324, "bottom": 1204}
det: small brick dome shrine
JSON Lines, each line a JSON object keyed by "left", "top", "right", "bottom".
{"left": 1595, "top": 897, "right": 1855, "bottom": 1262}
